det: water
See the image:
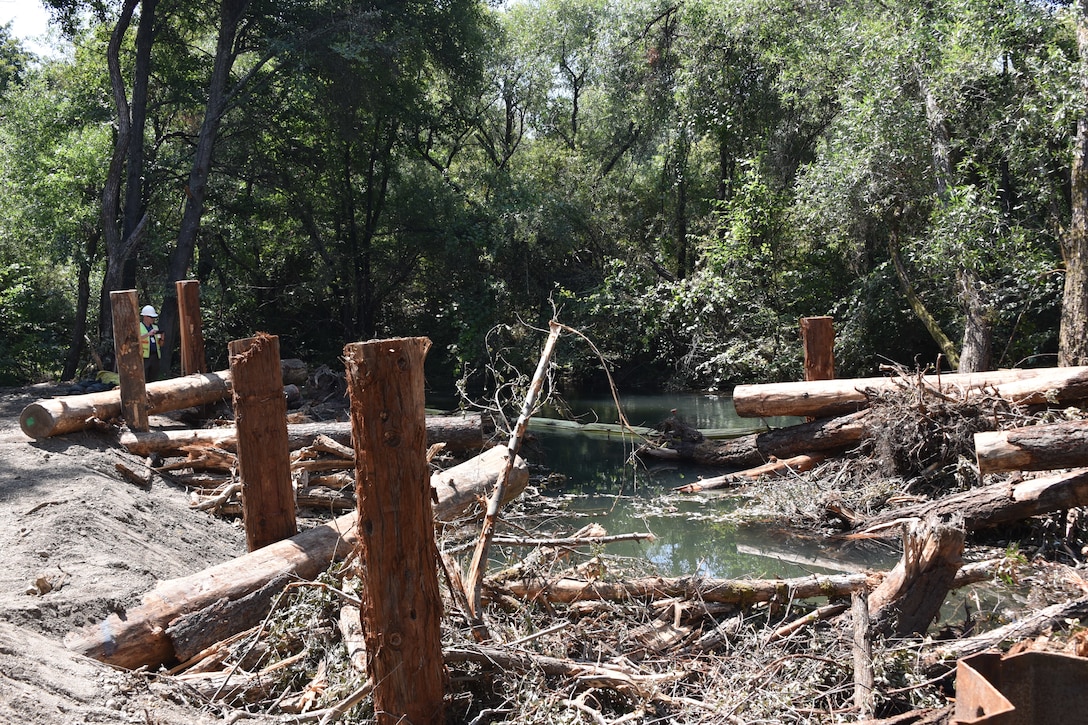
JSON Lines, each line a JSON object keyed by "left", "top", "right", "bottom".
{"left": 520, "top": 392, "right": 899, "bottom": 579}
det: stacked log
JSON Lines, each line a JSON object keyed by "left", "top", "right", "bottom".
{"left": 65, "top": 444, "right": 529, "bottom": 670}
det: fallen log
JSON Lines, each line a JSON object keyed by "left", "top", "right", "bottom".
{"left": 921, "top": 596, "right": 1088, "bottom": 676}
{"left": 974, "top": 419, "right": 1088, "bottom": 475}
{"left": 639, "top": 410, "right": 869, "bottom": 470}
{"left": 119, "top": 415, "right": 492, "bottom": 456}
{"left": 64, "top": 444, "right": 528, "bottom": 670}
{"left": 20, "top": 371, "right": 234, "bottom": 439}
{"left": 849, "top": 469, "right": 1088, "bottom": 535}
{"left": 675, "top": 454, "right": 825, "bottom": 493}
{"left": 732, "top": 366, "right": 1088, "bottom": 420}
{"left": 493, "top": 571, "right": 882, "bottom": 606}
{"left": 492, "top": 559, "right": 1000, "bottom": 608}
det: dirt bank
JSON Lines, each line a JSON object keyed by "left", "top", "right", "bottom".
{"left": 0, "top": 383, "right": 277, "bottom": 724}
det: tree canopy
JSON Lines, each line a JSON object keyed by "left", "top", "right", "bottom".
{"left": 0, "top": 0, "right": 1083, "bottom": 391}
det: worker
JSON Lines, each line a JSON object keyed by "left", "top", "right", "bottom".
{"left": 139, "top": 305, "right": 164, "bottom": 382}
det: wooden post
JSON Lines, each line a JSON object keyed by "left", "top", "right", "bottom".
{"left": 110, "top": 290, "right": 148, "bottom": 432}
{"left": 800, "top": 316, "right": 835, "bottom": 381}
{"left": 176, "top": 280, "right": 207, "bottom": 375}
{"left": 344, "top": 337, "right": 445, "bottom": 725}
{"left": 228, "top": 334, "right": 295, "bottom": 551}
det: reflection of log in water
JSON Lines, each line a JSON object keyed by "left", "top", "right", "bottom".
{"left": 734, "top": 543, "right": 874, "bottom": 575}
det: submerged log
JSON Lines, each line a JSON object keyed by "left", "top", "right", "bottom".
{"left": 675, "top": 454, "right": 825, "bottom": 493}
{"left": 493, "top": 560, "right": 999, "bottom": 608}
{"left": 974, "top": 419, "right": 1088, "bottom": 475}
{"left": 119, "top": 415, "right": 492, "bottom": 456}
{"left": 850, "top": 469, "right": 1088, "bottom": 535}
{"left": 64, "top": 444, "right": 529, "bottom": 670}
{"left": 640, "top": 410, "right": 869, "bottom": 470}
{"left": 732, "top": 366, "right": 1088, "bottom": 420}
{"left": 494, "top": 571, "right": 881, "bottom": 606}
{"left": 20, "top": 371, "right": 234, "bottom": 439}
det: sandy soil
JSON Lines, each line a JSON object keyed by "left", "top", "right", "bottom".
{"left": 0, "top": 383, "right": 280, "bottom": 724}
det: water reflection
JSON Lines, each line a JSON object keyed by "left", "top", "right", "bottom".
{"left": 525, "top": 392, "right": 898, "bottom": 579}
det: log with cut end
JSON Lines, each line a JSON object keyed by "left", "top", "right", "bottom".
{"left": 732, "top": 366, "right": 1088, "bottom": 420}
{"left": 975, "top": 420, "right": 1088, "bottom": 475}
{"left": 640, "top": 410, "right": 869, "bottom": 469}
{"left": 120, "top": 415, "right": 493, "bottom": 456}
{"left": 850, "top": 469, "right": 1088, "bottom": 535}
{"left": 64, "top": 444, "right": 528, "bottom": 670}
{"left": 20, "top": 371, "right": 234, "bottom": 439}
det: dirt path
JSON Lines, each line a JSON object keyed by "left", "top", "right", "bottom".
{"left": 0, "top": 384, "right": 277, "bottom": 724}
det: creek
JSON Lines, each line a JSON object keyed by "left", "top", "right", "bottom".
{"left": 518, "top": 392, "right": 901, "bottom": 579}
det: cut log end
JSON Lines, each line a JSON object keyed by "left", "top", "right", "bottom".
{"left": 19, "top": 403, "right": 56, "bottom": 439}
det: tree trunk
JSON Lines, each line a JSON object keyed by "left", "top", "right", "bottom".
{"left": 732, "top": 366, "right": 1088, "bottom": 420}
{"left": 888, "top": 231, "right": 960, "bottom": 369}
{"left": 674, "top": 454, "right": 825, "bottom": 493}
{"left": 640, "top": 411, "right": 870, "bottom": 469}
{"left": 158, "top": 0, "right": 251, "bottom": 381}
{"left": 1061, "top": 4, "right": 1088, "bottom": 367}
{"left": 97, "top": 0, "right": 140, "bottom": 344}
{"left": 62, "top": 232, "right": 99, "bottom": 381}
{"left": 974, "top": 420, "right": 1088, "bottom": 475}
{"left": 64, "top": 443, "right": 527, "bottom": 670}
{"left": 958, "top": 267, "right": 993, "bottom": 373}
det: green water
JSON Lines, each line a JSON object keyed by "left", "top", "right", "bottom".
{"left": 521, "top": 392, "right": 899, "bottom": 579}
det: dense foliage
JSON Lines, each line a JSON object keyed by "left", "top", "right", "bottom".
{"left": 0, "top": 0, "right": 1081, "bottom": 391}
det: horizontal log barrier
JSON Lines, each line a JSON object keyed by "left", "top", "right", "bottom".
{"left": 20, "top": 371, "right": 234, "bottom": 439}
{"left": 120, "top": 415, "right": 493, "bottom": 456}
{"left": 732, "top": 366, "right": 1088, "bottom": 420}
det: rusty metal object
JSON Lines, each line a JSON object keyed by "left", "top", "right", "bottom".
{"left": 954, "top": 649, "right": 1088, "bottom": 724}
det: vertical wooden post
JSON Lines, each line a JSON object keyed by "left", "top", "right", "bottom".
{"left": 344, "top": 337, "right": 445, "bottom": 725}
{"left": 110, "top": 289, "right": 148, "bottom": 432}
{"left": 176, "top": 280, "right": 207, "bottom": 375}
{"left": 801, "top": 316, "right": 836, "bottom": 381}
{"left": 228, "top": 333, "right": 295, "bottom": 551}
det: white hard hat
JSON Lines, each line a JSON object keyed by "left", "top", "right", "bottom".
{"left": 140, "top": 305, "right": 158, "bottom": 317}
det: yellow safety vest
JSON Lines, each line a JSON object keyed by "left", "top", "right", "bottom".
{"left": 140, "top": 322, "right": 162, "bottom": 359}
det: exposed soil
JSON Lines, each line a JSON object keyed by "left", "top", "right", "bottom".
{"left": 0, "top": 383, "right": 279, "bottom": 724}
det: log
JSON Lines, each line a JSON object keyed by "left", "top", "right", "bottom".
{"left": 640, "top": 410, "right": 870, "bottom": 470}
{"left": 345, "top": 337, "right": 444, "bottom": 724}
{"left": 119, "top": 415, "right": 491, "bottom": 456}
{"left": 732, "top": 366, "right": 1087, "bottom": 420}
{"left": 20, "top": 371, "right": 234, "bottom": 439}
{"left": 492, "top": 571, "right": 882, "bottom": 606}
{"left": 111, "top": 290, "right": 148, "bottom": 432}
{"left": 64, "top": 443, "right": 529, "bottom": 670}
{"left": 21, "top": 359, "right": 326, "bottom": 440}
{"left": 975, "top": 419, "right": 1088, "bottom": 475}
{"left": 674, "top": 454, "right": 825, "bottom": 492}
{"left": 176, "top": 280, "right": 207, "bottom": 375}
{"left": 921, "top": 597, "right": 1088, "bottom": 676}
{"left": 801, "top": 316, "right": 835, "bottom": 381}
{"left": 851, "top": 469, "right": 1088, "bottom": 535}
